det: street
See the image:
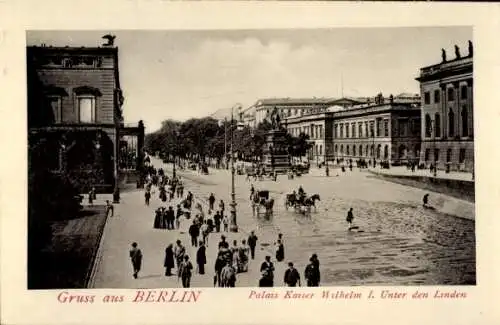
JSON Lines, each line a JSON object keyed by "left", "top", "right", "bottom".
{"left": 92, "top": 158, "right": 475, "bottom": 288}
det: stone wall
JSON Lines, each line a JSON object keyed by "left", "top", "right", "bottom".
{"left": 369, "top": 171, "right": 475, "bottom": 203}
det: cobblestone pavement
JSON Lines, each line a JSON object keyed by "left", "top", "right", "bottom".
{"left": 92, "top": 159, "right": 475, "bottom": 288}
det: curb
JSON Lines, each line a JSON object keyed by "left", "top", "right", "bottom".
{"left": 85, "top": 208, "right": 110, "bottom": 288}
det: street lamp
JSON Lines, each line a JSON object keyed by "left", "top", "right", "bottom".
{"left": 172, "top": 130, "right": 179, "bottom": 180}
{"left": 229, "top": 103, "right": 243, "bottom": 233}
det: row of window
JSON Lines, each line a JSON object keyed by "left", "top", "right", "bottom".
{"left": 424, "top": 107, "right": 470, "bottom": 138}
{"left": 266, "top": 107, "right": 326, "bottom": 119}
{"left": 424, "top": 148, "right": 467, "bottom": 164}
{"left": 423, "top": 85, "right": 469, "bottom": 105}
{"left": 289, "top": 124, "right": 324, "bottom": 139}
{"left": 333, "top": 144, "right": 390, "bottom": 159}
{"left": 48, "top": 95, "right": 98, "bottom": 124}
{"left": 334, "top": 119, "right": 389, "bottom": 139}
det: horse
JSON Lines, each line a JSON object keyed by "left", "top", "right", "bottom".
{"left": 304, "top": 194, "right": 321, "bottom": 212}
{"left": 285, "top": 194, "right": 297, "bottom": 210}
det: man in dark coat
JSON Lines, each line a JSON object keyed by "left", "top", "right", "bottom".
{"left": 196, "top": 242, "right": 207, "bottom": 274}
{"left": 284, "top": 262, "right": 301, "bottom": 287}
{"left": 129, "top": 242, "right": 143, "bottom": 279}
{"left": 304, "top": 254, "right": 320, "bottom": 287}
{"left": 166, "top": 206, "right": 175, "bottom": 230}
{"left": 164, "top": 244, "right": 175, "bottom": 276}
{"left": 214, "top": 211, "right": 222, "bottom": 232}
{"left": 189, "top": 221, "right": 200, "bottom": 247}
{"left": 275, "top": 239, "right": 285, "bottom": 262}
{"left": 208, "top": 193, "right": 216, "bottom": 211}
{"left": 260, "top": 255, "right": 275, "bottom": 287}
{"left": 247, "top": 231, "right": 258, "bottom": 260}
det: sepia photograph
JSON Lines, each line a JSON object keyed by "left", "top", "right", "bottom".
{"left": 26, "top": 27, "right": 475, "bottom": 291}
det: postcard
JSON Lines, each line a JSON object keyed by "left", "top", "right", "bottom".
{"left": 1, "top": 1, "right": 500, "bottom": 325}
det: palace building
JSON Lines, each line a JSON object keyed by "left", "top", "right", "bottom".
{"left": 244, "top": 97, "right": 365, "bottom": 127}
{"left": 27, "top": 40, "right": 144, "bottom": 195}
{"left": 415, "top": 41, "right": 473, "bottom": 172}
{"left": 285, "top": 94, "right": 421, "bottom": 165}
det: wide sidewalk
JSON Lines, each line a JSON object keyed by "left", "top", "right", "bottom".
{"left": 90, "top": 175, "right": 289, "bottom": 288}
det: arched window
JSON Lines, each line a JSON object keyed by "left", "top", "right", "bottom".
{"left": 346, "top": 145, "right": 350, "bottom": 156}
{"left": 370, "top": 145, "right": 374, "bottom": 157}
{"left": 353, "top": 145, "right": 357, "bottom": 156}
{"left": 359, "top": 145, "right": 363, "bottom": 157}
{"left": 446, "top": 148, "right": 452, "bottom": 162}
{"left": 319, "top": 145, "right": 322, "bottom": 155}
{"left": 448, "top": 109, "right": 455, "bottom": 137}
{"left": 340, "top": 145, "right": 344, "bottom": 155}
{"left": 366, "top": 145, "right": 369, "bottom": 157}
{"left": 425, "top": 114, "right": 432, "bottom": 138}
{"left": 334, "top": 145, "right": 338, "bottom": 154}
{"left": 461, "top": 106, "right": 468, "bottom": 137}
{"left": 434, "top": 113, "right": 441, "bottom": 137}
{"left": 384, "top": 145, "right": 389, "bottom": 159}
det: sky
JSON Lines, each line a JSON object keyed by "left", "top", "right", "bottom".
{"left": 27, "top": 27, "right": 472, "bottom": 132}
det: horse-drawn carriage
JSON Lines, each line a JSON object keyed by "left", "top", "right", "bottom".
{"left": 285, "top": 190, "right": 320, "bottom": 215}
{"left": 251, "top": 190, "right": 274, "bottom": 218}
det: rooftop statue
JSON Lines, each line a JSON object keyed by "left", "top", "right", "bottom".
{"left": 455, "top": 45, "right": 461, "bottom": 59}
{"left": 441, "top": 48, "right": 447, "bottom": 62}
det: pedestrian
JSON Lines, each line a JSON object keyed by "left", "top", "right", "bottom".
{"left": 214, "top": 254, "right": 226, "bottom": 287}
{"left": 200, "top": 221, "right": 210, "bottom": 246}
{"left": 88, "top": 187, "right": 95, "bottom": 206}
{"left": 220, "top": 260, "right": 236, "bottom": 287}
{"left": 178, "top": 255, "right": 193, "bottom": 288}
{"left": 423, "top": 194, "right": 429, "bottom": 207}
{"left": 145, "top": 190, "right": 151, "bottom": 206}
{"left": 260, "top": 255, "right": 275, "bottom": 287}
{"left": 164, "top": 244, "right": 175, "bottom": 276}
{"left": 304, "top": 254, "right": 320, "bottom": 287}
{"left": 219, "top": 199, "right": 225, "bottom": 215}
{"left": 196, "top": 241, "right": 206, "bottom": 275}
{"left": 129, "top": 242, "right": 143, "bottom": 279}
{"left": 247, "top": 231, "right": 258, "bottom": 260}
{"left": 174, "top": 240, "right": 186, "bottom": 269}
{"left": 153, "top": 208, "right": 162, "bottom": 229}
{"left": 161, "top": 207, "right": 168, "bottom": 229}
{"left": 105, "top": 200, "right": 114, "bottom": 218}
{"left": 167, "top": 206, "right": 175, "bottom": 230}
{"left": 214, "top": 211, "right": 221, "bottom": 232}
{"left": 218, "top": 235, "right": 229, "bottom": 250}
{"left": 208, "top": 193, "right": 216, "bottom": 212}
{"left": 346, "top": 207, "right": 354, "bottom": 228}
{"left": 222, "top": 214, "right": 229, "bottom": 232}
{"left": 176, "top": 204, "right": 182, "bottom": 229}
{"left": 275, "top": 239, "right": 285, "bottom": 262}
{"left": 284, "top": 262, "right": 301, "bottom": 287}
{"left": 238, "top": 240, "right": 249, "bottom": 272}
{"left": 188, "top": 221, "right": 200, "bottom": 247}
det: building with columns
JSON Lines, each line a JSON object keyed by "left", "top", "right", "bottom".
{"left": 285, "top": 94, "right": 421, "bottom": 165}
{"left": 416, "top": 41, "right": 473, "bottom": 172}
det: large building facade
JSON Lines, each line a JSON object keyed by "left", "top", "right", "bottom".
{"left": 243, "top": 97, "right": 365, "bottom": 127}
{"left": 27, "top": 43, "right": 144, "bottom": 194}
{"left": 285, "top": 95, "right": 421, "bottom": 165}
{"left": 331, "top": 100, "right": 421, "bottom": 165}
{"left": 416, "top": 42, "right": 473, "bottom": 172}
